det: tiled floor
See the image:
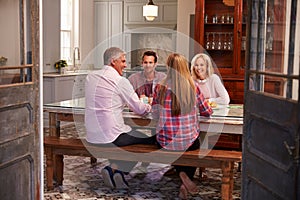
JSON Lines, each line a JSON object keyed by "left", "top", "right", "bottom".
{"left": 44, "top": 123, "right": 241, "bottom": 200}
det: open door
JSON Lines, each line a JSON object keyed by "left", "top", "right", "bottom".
{"left": 0, "top": 1, "right": 40, "bottom": 199}
{"left": 242, "top": 0, "right": 300, "bottom": 199}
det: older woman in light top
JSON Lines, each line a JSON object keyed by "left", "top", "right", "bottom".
{"left": 190, "top": 53, "right": 230, "bottom": 105}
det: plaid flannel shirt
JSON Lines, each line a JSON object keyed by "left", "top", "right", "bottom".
{"left": 152, "top": 82, "right": 213, "bottom": 151}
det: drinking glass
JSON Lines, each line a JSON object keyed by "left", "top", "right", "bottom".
{"left": 221, "top": 15, "right": 225, "bottom": 23}
{"left": 205, "top": 14, "right": 208, "bottom": 23}
{"left": 213, "top": 15, "right": 218, "bottom": 23}
{"left": 223, "top": 33, "right": 227, "bottom": 50}
{"left": 205, "top": 32, "right": 210, "bottom": 49}
{"left": 211, "top": 32, "right": 216, "bottom": 49}
{"left": 227, "top": 33, "right": 233, "bottom": 50}
{"left": 217, "top": 33, "right": 222, "bottom": 50}
{"left": 226, "top": 14, "right": 231, "bottom": 23}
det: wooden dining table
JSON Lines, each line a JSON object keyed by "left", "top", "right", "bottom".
{"left": 43, "top": 98, "right": 243, "bottom": 150}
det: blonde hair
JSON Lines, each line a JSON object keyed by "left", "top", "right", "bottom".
{"left": 190, "top": 53, "right": 215, "bottom": 79}
{"left": 158, "top": 53, "right": 196, "bottom": 116}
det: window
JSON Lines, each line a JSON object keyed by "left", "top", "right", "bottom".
{"left": 60, "top": 0, "right": 79, "bottom": 65}
{"left": 247, "top": 0, "right": 299, "bottom": 101}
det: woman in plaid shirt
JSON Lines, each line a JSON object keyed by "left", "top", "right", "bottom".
{"left": 152, "top": 53, "right": 213, "bottom": 199}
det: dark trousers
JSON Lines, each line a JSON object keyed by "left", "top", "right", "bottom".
{"left": 89, "top": 129, "right": 156, "bottom": 173}
{"left": 174, "top": 139, "right": 200, "bottom": 180}
{"left": 157, "top": 138, "right": 200, "bottom": 180}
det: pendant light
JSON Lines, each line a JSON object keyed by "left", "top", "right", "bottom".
{"left": 143, "top": 0, "right": 158, "bottom": 21}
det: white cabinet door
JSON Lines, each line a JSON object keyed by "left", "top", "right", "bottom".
{"left": 124, "top": 2, "right": 145, "bottom": 24}
{"left": 94, "top": 1, "right": 123, "bottom": 48}
{"left": 43, "top": 77, "right": 56, "bottom": 104}
{"left": 72, "top": 75, "right": 86, "bottom": 99}
{"left": 94, "top": 1, "right": 123, "bottom": 68}
{"left": 94, "top": 2, "right": 109, "bottom": 48}
{"left": 43, "top": 75, "right": 87, "bottom": 103}
{"left": 43, "top": 76, "right": 75, "bottom": 104}
{"left": 109, "top": 1, "right": 123, "bottom": 47}
{"left": 124, "top": 0, "right": 177, "bottom": 25}
{"left": 56, "top": 76, "right": 75, "bottom": 101}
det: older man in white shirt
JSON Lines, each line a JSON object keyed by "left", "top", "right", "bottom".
{"left": 85, "top": 47, "right": 155, "bottom": 189}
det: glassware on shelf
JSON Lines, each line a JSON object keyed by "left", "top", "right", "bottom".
{"left": 205, "top": 32, "right": 235, "bottom": 51}
{"left": 226, "top": 14, "right": 231, "bottom": 23}
{"left": 227, "top": 33, "right": 233, "bottom": 50}
{"left": 217, "top": 33, "right": 222, "bottom": 50}
{"left": 205, "top": 14, "right": 208, "bottom": 23}
{"left": 212, "top": 15, "right": 218, "bottom": 23}
{"left": 266, "top": 33, "right": 273, "bottom": 51}
{"left": 221, "top": 15, "right": 225, "bottom": 23}
{"left": 211, "top": 32, "right": 216, "bottom": 49}
{"left": 205, "top": 32, "right": 210, "bottom": 49}
{"left": 223, "top": 33, "right": 228, "bottom": 50}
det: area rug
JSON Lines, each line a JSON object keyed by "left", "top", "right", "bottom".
{"left": 43, "top": 123, "right": 241, "bottom": 200}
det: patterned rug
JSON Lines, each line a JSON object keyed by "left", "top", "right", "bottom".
{"left": 43, "top": 123, "right": 241, "bottom": 200}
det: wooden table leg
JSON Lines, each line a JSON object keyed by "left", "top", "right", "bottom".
{"left": 48, "top": 112, "right": 64, "bottom": 185}
{"left": 45, "top": 146, "right": 54, "bottom": 190}
{"left": 55, "top": 155, "right": 64, "bottom": 185}
{"left": 221, "top": 161, "right": 234, "bottom": 200}
{"left": 48, "top": 112, "right": 60, "bottom": 137}
{"left": 91, "top": 157, "right": 97, "bottom": 167}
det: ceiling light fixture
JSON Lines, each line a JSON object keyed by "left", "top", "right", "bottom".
{"left": 143, "top": 0, "right": 158, "bottom": 21}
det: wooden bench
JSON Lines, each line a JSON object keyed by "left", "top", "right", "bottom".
{"left": 44, "top": 136, "right": 242, "bottom": 200}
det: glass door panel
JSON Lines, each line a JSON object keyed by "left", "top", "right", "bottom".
{"left": 248, "top": 0, "right": 291, "bottom": 97}
{"left": 265, "top": 0, "right": 286, "bottom": 73}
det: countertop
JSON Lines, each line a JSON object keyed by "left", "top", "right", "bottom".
{"left": 43, "top": 71, "right": 89, "bottom": 78}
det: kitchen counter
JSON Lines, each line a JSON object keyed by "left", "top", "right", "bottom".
{"left": 43, "top": 72, "right": 88, "bottom": 104}
{"left": 43, "top": 71, "right": 90, "bottom": 78}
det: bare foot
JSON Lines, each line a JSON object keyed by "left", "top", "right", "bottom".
{"left": 179, "top": 172, "right": 199, "bottom": 195}
{"left": 178, "top": 184, "right": 188, "bottom": 199}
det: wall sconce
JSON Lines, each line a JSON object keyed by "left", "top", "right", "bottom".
{"left": 143, "top": 0, "right": 158, "bottom": 21}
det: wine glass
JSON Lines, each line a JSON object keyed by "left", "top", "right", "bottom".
{"left": 206, "top": 32, "right": 210, "bottom": 49}
{"left": 211, "top": 32, "right": 216, "bottom": 50}
{"left": 217, "top": 33, "right": 222, "bottom": 50}
{"left": 227, "top": 33, "right": 233, "bottom": 50}
{"left": 223, "top": 33, "right": 228, "bottom": 50}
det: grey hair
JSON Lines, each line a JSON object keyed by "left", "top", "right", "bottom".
{"left": 190, "top": 53, "right": 215, "bottom": 78}
{"left": 103, "top": 47, "right": 125, "bottom": 65}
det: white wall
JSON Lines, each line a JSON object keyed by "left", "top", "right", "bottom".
{"left": 176, "top": 0, "right": 195, "bottom": 59}
{"left": 0, "top": 0, "right": 20, "bottom": 66}
{"left": 43, "top": 0, "right": 60, "bottom": 73}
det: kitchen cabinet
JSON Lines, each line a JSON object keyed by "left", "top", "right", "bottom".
{"left": 94, "top": 0, "right": 123, "bottom": 68}
{"left": 43, "top": 74, "right": 87, "bottom": 104}
{"left": 124, "top": 0, "right": 177, "bottom": 27}
{"left": 194, "top": 0, "right": 247, "bottom": 103}
{"left": 194, "top": 0, "right": 284, "bottom": 103}
{"left": 94, "top": 1, "right": 123, "bottom": 48}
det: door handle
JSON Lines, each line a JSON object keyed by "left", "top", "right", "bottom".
{"left": 284, "top": 141, "right": 295, "bottom": 156}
